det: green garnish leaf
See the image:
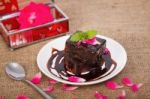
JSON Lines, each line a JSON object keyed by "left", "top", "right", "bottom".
{"left": 86, "top": 30, "right": 97, "bottom": 39}
{"left": 70, "top": 31, "right": 83, "bottom": 42}
{"left": 70, "top": 30, "right": 97, "bottom": 42}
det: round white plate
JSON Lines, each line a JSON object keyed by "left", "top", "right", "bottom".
{"left": 37, "top": 35, "right": 127, "bottom": 86}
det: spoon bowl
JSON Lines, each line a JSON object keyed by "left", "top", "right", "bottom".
{"left": 6, "top": 63, "right": 25, "bottom": 80}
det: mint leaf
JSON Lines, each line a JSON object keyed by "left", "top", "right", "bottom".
{"left": 85, "top": 30, "right": 97, "bottom": 39}
{"left": 70, "top": 31, "right": 82, "bottom": 42}
{"left": 70, "top": 30, "right": 97, "bottom": 42}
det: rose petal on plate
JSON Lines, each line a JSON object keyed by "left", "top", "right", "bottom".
{"left": 105, "top": 81, "right": 123, "bottom": 90}
{"left": 122, "top": 77, "right": 134, "bottom": 87}
{"left": 131, "top": 83, "right": 143, "bottom": 92}
{"left": 117, "top": 90, "right": 126, "bottom": 99}
{"left": 16, "top": 95, "right": 29, "bottom": 99}
{"left": 48, "top": 79, "right": 58, "bottom": 84}
{"left": 77, "top": 41, "right": 81, "bottom": 47}
{"left": 43, "top": 85, "right": 54, "bottom": 92}
{"left": 68, "top": 76, "right": 86, "bottom": 83}
{"left": 62, "top": 84, "right": 79, "bottom": 91}
{"left": 104, "top": 48, "right": 110, "bottom": 55}
{"left": 84, "top": 37, "right": 97, "bottom": 45}
{"left": 31, "top": 72, "right": 42, "bottom": 84}
{"left": 94, "top": 91, "right": 107, "bottom": 99}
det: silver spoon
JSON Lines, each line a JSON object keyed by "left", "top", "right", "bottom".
{"left": 5, "top": 62, "right": 53, "bottom": 99}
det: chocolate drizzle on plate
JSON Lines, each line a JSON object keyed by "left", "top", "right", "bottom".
{"left": 47, "top": 37, "right": 117, "bottom": 81}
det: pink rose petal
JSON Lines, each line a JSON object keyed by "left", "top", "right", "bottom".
{"left": 72, "top": 97, "right": 76, "bottom": 99}
{"left": 62, "top": 84, "right": 78, "bottom": 91}
{"left": 122, "top": 77, "right": 134, "bottom": 87}
{"left": 77, "top": 41, "right": 81, "bottom": 47}
{"left": 31, "top": 72, "right": 42, "bottom": 84}
{"left": 131, "top": 83, "right": 143, "bottom": 92}
{"left": 0, "top": 96, "right": 4, "bottom": 99}
{"left": 43, "top": 85, "right": 54, "bottom": 92}
{"left": 68, "top": 76, "right": 86, "bottom": 83}
{"left": 84, "top": 37, "right": 97, "bottom": 45}
{"left": 117, "top": 90, "right": 126, "bottom": 99}
{"left": 94, "top": 91, "right": 107, "bottom": 99}
{"left": 48, "top": 79, "right": 58, "bottom": 84}
{"left": 104, "top": 48, "right": 110, "bottom": 55}
{"left": 105, "top": 81, "right": 123, "bottom": 90}
{"left": 16, "top": 95, "right": 29, "bottom": 99}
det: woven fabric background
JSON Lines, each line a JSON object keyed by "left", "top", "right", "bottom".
{"left": 0, "top": 0, "right": 150, "bottom": 99}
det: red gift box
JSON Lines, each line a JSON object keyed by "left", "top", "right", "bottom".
{"left": 0, "top": 0, "right": 19, "bottom": 15}
{"left": 0, "top": 3, "right": 69, "bottom": 49}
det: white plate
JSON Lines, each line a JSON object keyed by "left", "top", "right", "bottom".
{"left": 37, "top": 35, "right": 127, "bottom": 86}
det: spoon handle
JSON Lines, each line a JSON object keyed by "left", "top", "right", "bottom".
{"left": 24, "top": 80, "right": 53, "bottom": 99}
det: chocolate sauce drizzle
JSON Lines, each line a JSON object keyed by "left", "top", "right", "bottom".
{"left": 47, "top": 48, "right": 117, "bottom": 82}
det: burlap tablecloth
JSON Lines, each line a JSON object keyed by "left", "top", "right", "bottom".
{"left": 0, "top": 0, "right": 150, "bottom": 99}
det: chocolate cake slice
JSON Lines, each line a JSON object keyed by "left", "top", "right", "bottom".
{"left": 64, "top": 36, "right": 107, "bottom": 79}
{"left": 47, "top": 30, "right": 116, "bottom": 81}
